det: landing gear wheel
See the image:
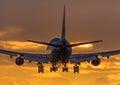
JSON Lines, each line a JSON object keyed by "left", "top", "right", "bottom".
{"left": 62, "top": 64, "right": 68, "bottom": 72}
{"left": 74, "top": 64, "right": 79, "bottom": 74}
{"left": 62, "top": 67, "right": 68, "bottom": 72}
{"left": 50, "top": 64, "right": 58, "bottom": 72}
{"left": 38, "top": 63, "right": 44, "bottom": 73}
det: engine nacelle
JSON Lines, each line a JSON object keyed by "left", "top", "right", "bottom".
{"left": 91, "top": 58, "right": 101, "bottom": 66}
{"left": 15, "top": 57, "right": 24, "bottom": 66}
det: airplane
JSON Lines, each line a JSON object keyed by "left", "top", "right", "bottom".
{"left": 0, "top": 6, "right": 120, "bottom": 73}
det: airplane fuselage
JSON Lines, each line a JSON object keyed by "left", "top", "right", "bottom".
{"left": 48, "top": 38, "right": 72, "bottom": 64}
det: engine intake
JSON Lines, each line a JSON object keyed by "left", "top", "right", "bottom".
{"left": 91, "top": 58, "right": 101, "bottom": 66}
{"left": 15, "top": 57, "right": 24, "bottom": 66}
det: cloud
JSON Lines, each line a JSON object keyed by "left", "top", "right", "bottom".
{"left": 0, "top": 40, "right": 46, "bottom": 53}
{"left": 108, "top": 73, "right": 120, "bottom": 81}
{"left": 0, "top": 0, "right": 120, "bottom": 49}
{"left": 117, "top": 83, "right": 120, "bottom": 85}
{"left": 0, "top": 76, "right": 16, "bottom": 80}
{"left": 32, "top": 73, "right": 62, "bottom": 78}
{"left": 93, "top": 77, "right": 110, "bottom": 85}
{"left": 0, "top": 27, "right": 23, "bottom": 38}
{"left": 0, "top": 40, "right": 97, "bottom": 54}
{"left": 107, "top": 73, "right": 120, "bottom": 85}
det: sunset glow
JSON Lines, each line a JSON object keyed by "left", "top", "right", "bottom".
{"left": 0, "top": 0, "right": 120, "bottom": 85}
{"left": 0, "top": 40, "right": 120, "bottom": 85}
{"left": 0, "top": 41, "right": 44, "bottom": 50}
{"left": 77, "top": 44, "right": 93, "bottom": 48}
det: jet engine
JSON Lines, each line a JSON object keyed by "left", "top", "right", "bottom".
{"left": 91, "top": 58, "right": 101, "bottom": 66}
{"left": 15, "top": 57, "right": 24, "bottom": 66}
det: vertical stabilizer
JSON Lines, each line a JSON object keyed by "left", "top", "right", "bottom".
{"left": 61, "top": 5, "right": 66, "bottom": 40}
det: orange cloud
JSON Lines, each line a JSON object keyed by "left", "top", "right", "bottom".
{"left": 0, "top": 40, "right": 96, "bottom": 54}
{"left": 0, "top": 40, "right": 46, "bottom": 53}
{"left": 77, "top": 44, "right": 93, "bottom": 48}
{"left": 0, "top": 27, "right": 23, "bottom": 38}
{"left": 0, "top": 41, "right": 120, "bottom": 85}
{"left": 70, "top": 42, "right": 94, "bottom": 49}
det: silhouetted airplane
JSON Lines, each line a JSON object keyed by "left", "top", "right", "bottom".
{"left": 0, "top": 6, "right": 120, "bottom": 73}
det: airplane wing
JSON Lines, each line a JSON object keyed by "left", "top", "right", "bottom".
{"left": 0, "top": 49, "right": 49, "bottom": 63}
{"left": 70, "top": 50, "right": 120, "bottom": 63}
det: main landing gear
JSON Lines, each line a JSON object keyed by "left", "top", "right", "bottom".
{"left": 62, "top": 64, "right": 68, "bottom": 72}
{"left": 74, "top": 64, "right": 79, "bottom": 73}
{"left": 50, "top": 64, "right": 58, "bottom": 72}
{"left": 37, "top": 63, "right": 80, "bottom": 73}
{"left": 38, "top": 63, "right": 44, "bottom": 73}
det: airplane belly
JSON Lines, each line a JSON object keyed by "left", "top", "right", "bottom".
{"left": 49, "top": 49, "right": 61, "bottom": 63}
{"left": 49, "top": 48, "right": 71, "bottom": 63}
{"left": 60, "top": 49, "right": 71, "bottom": 63}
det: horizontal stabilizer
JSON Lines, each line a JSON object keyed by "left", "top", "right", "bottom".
{"left": 68, "top": 40, "right": 103, "bottom": 47}
{"left": 27, "top": 40, "right": 61, "bottom": 47}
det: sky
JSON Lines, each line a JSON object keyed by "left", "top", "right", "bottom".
{"left": 0, "top": 0, "right": 120, "bottom": 85}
